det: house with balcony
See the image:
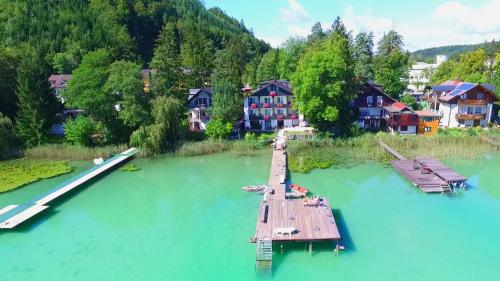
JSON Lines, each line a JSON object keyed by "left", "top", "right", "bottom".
{"left": 437, "top": 82, "right": 497, "bottom": 128}
{"left": 243, "top": 80, "right": 301, "bottom": 131}
{"left": 352, "top": 81, "right": 397, "bottom": 131}
{"left": 383, "top": 102, "right": 419, "bottom": 134}
{"left": 187, "top": 88, "right": 212, "bottom": 131}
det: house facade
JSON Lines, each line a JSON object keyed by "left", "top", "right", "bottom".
{"left": 438, "top": 82, "right": 497, "bottom": 128}
{"left": 415, "top": 110, "right": 440, "bottom": 136}
{"left": 353, "top": 81, "right": 397, "bottom": 131}
{"left": 187, "top": 88, "right": 212, "bottom": 131}
{"left": 384, "top": 102, "right": 419, "bottom": 134}
{"left": 243, "top": 80, "right": 301, "bottom": 131}
{"left": 407, "top": 55, "right": 447, "bottom": 93}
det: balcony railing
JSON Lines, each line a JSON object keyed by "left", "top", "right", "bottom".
{"left": 456, "top": 113, "right": 486, "bottom": 120}
{"left": 250, "top": 114, "right": 298, "bottom": 121}
{"left": 387, "top": 115, "right": 419, "bottom": 127}
{"left": 249, "top": 102, "right": 292, "bottom": 109}
{"left": 458, "top": 100, "right": 487, "bottom": 105}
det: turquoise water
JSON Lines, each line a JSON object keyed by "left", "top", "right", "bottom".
{"left": 0, "top": 151, "right": 499, "bottom": 281}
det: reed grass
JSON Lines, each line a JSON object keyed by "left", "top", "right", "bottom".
{"left": 25, "top": 143, "right": 132, "bottom": 160}
{"left": 175, "top": 139, "right": 270, "bottom": 157}
{"left": 0, "top": 159, "right": 73, "bottom": 192}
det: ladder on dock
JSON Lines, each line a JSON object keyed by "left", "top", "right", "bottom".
{"left": 256, "top": 238, "right": 272, "bottom": 277}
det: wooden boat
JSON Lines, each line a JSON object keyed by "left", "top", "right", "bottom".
{"left": 241, "top": 185, "right": 266, "bottom": 192}
{"left": 289, "top": 184, "right": 308, "bottom": 194}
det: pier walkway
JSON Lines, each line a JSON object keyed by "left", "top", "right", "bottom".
{"left": 253, "top": 130, "right": 341, "bottom": 270}
{"left": 0, "top": 148, "right": 137, "bottom": 229}
{"left": 379, "top": 141, "right": 467, "bottom": 193}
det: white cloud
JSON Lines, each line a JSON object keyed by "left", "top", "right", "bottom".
{"left": 341, "top": 1, "right": 500, "bottom": 51}
{"left": 280, "top": 0, "right": 310, "bottom": 23}
{"left": 262, "top": 36, "right": 287, "bottom": 48}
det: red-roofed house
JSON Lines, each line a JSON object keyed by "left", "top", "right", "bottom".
{"left": 383, "top": 102, "right": 419, "bottom": 134}
{"left": 48, "top": 74, "right": 71, "bottom": 102}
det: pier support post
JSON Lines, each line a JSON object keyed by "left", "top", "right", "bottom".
{"left": 280, "top": 244, "right": 284, "bottom": 254}
{"left": 309, "top": 242, "right": 312, "bottom": 255}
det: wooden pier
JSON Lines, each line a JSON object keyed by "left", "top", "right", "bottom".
{"left": 379, "top": 141, "right": 467, "bottom": 193}
{"left": 253, "top": 131, "right": 341, "bottom": 271}
{"left": 0, "top": 148, "right": 137, "bottom": 229}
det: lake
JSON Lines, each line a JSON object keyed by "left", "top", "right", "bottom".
{"left": 1, "top": 150, "right": 499, "bottom": 281}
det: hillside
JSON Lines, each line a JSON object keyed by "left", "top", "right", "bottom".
{"left": 411, "top": 40, "right": 500, "bottom": 63}
{"left": 0, "top": 0, "right": 269, "bottom": 68}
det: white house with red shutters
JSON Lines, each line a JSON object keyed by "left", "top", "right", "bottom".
{"left": 243, "top": 80, "right": 303, "bottom": 131}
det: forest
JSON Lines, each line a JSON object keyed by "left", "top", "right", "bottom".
{"left": 411, "top": 41, "right": 500, "bottom": 63}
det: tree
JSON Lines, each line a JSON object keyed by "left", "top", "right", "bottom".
{"left": 105, "top": 60, "right": 150, "bottom": 128}
{"left": 492, "top": 53, "right": 500, "bottom": 96}
{"left": 15, "top": 49, "right": 59, "bottom": 147}
{"left": 450, "top": 48, "right": 489, "bottom": 83}
{"left": 291, "top": 33, "right": 357, "bottom": 132}
{"left": 374, "top": 31, "right": 409, "bottom": 98}
{"left": 0, "top": 113, "right": 19, "bottom": 160}
{"left": 64, "top": 116, "right": 97, "bottom": 146}
{"left": 278, "top": 37, "right": 307, "bottom": 80}
{"left": 179, "top": 19, "right": 214, "bottom": 87}
{"left": 353, "top": 32, "right": 374, "bottom": 80}
{"left": 374, "top": 49, "right": 409, "bottom": 98}
{"left": 150, "top": 21, "right": 185, "bottom": 99}
{"left": 210, "top": 78, "right": 242, "bottom": 123}
{"left": 63, "top": 49, "right": 113, "bottom": 123}
{"left": 211, "top": 38, "right": 245, "bottom": 86}
{"left": 52, "top": 52, "right": 79, "bottom": 74}
{"left": 400, "top": 94, "right": 422, "bottom": 111}
{"left": 308, "top": 22, "right": 325, "bottom": 43}
{"left": 377, "top": 30, "right": 404, "bottom": 56}
{"left": 0, "top": 47, "right": 19, "bottom": 120}
{"left": 242, "top": 56, "right": 261, "bottom": 87}
{"left": 205, "top": 119, "right": 233, "bottom": 139}
{"left": 330, "top": 16, "right": 349, "bottom": 39}
{"left": 130, "top": 96, "right": 184, "bottom": 154}
{"left": 256, "top": 49, "right": 279, "bottom": 82}
{"left": 430, "top": 60, "right": 457, "bottom": 84}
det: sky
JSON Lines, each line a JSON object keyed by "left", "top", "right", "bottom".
{"left": 204, "top": 0, "right": 500, "bottom": 51}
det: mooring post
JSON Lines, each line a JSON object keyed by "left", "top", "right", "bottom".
{"left": 280, "top": 244, "right": 284, "bottom": 254}
{"left": 309, "top": 242, "right": 312, "bottom": 255}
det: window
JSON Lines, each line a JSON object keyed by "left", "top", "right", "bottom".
{"left": 467, "top": 107, "right": 473, "bottom": 114}
{"left": 461, "top": 93, "right": 467, "bottom": 100}
{"left": 277, "top": 97, "right": 284, "bottom": 103}
{"left": 477, "top": 93, "right": 484, "bottom": 100}
{"left": 198, "top": 97, "right": 208, "bottom": 107}
{"left": 367, "top": 96, "right": 373, "bottom": 107}
{"left": 400, "top": 126, "right": 408, "bottom": 131}
{"left": 265, "top": 109, "right": 271, "bottom": 115}
{"left": 377, "top": 96, "right": 383, "bottom": 106}
{"left": 424, "top": 127, "right": 432, "bottom": 132}
{"left": 277, "top": 109, "right": 284, "bottom": 115}
{"left": 474, "top": 106, "right": 482, "bottom": 114}
{"left": 459, "top": 106, "right": 467, "bottom": 114}
{"left": 264, "top": 97, "right": 271, "bottom": 104}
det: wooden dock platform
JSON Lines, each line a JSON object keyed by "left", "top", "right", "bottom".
{"left": 253, "top": 132, "right": 341, "bottom": 243}
{"left": 378, "top": 141, "right": 467, "bottom": 193}
{"left": 0, "top": 148, "right": 137, "bottom": 229}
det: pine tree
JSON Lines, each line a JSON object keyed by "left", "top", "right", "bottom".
{"left": 15, "top": 50, "right": 59, "bottom": 147}
{"left": 256, "top": 49, "right": 279, "bottom": 82}
{"left": 151, "top": 20, "right": 185, "bottom": 99}
{"left": 353, "top": 32, "right": 374, "bottom": 80}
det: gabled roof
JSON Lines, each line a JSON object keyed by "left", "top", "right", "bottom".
{"left": 48, "top": 74, "right": 72, "bottom": 89}
{"left": 438, "top": 82, "right": 497, "bottom": 102}
{"left": 250, "top": 80, "right": 293, "bottom": 96}
{"left": 187, "top": 88, "right": 212, "bottom": 102}
{"left": 383, "top": 102, "right": 413, "bottom": 113}
{"left": 358, "top": 81, "right": 398, "bottom": 102}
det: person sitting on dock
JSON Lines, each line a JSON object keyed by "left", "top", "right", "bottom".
{"left": 303, "top": 195, "right": 322, "bottom": 207}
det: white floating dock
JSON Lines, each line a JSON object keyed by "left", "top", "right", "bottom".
{"left": 0, "top": 148, "right": 138, "bottom": 229}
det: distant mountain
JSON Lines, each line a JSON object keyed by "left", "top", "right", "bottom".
{"left": 411, "top": 41, "right": 500, "bottom": 63}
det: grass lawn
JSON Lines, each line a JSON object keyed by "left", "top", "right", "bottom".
{"left": 0, "top": 159, "right": 73, "bottom": 192}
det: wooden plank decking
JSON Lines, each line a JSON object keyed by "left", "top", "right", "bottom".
{"left": 379, "top": 140, "right": 467, "bottom": 193}
{"left": 0, "top": 148, "right": 137, "bottom": 229}
{"left": 254, "top": 132, "right": 341, "bottom": 243}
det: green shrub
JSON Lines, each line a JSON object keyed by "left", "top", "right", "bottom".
{"left": 206, "top": 119, "right": 233, "bottom": 139}
{"left": 64, "top": 116, "right": 98, "bottom": 146}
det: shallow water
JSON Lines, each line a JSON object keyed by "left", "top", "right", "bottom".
{"left": 0, "top": 151, "right": 499, "bottom": 281}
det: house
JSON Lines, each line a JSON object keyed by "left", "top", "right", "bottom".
{"left": 188, "top": 88, "right": 212, "bottom": 131}
{"left": 384, "top": 102, "right": 419, "bottom": 134}
{"left": 353, "top": 81, "right": 397, "bottom": 131}
{"left": 437, "top": 82, "right": 497, "bottom": 128}
{"left": 415, "top": 110, "right": 440, "bottom": 136}
{"left": 48, "top": 74, "right": 72, "bottom": 102}
{"left": 408, "top": 55, "right": 447, "bottom": 93}
{"left": 243, "top": 80, "right": 301, "bottom": 131}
